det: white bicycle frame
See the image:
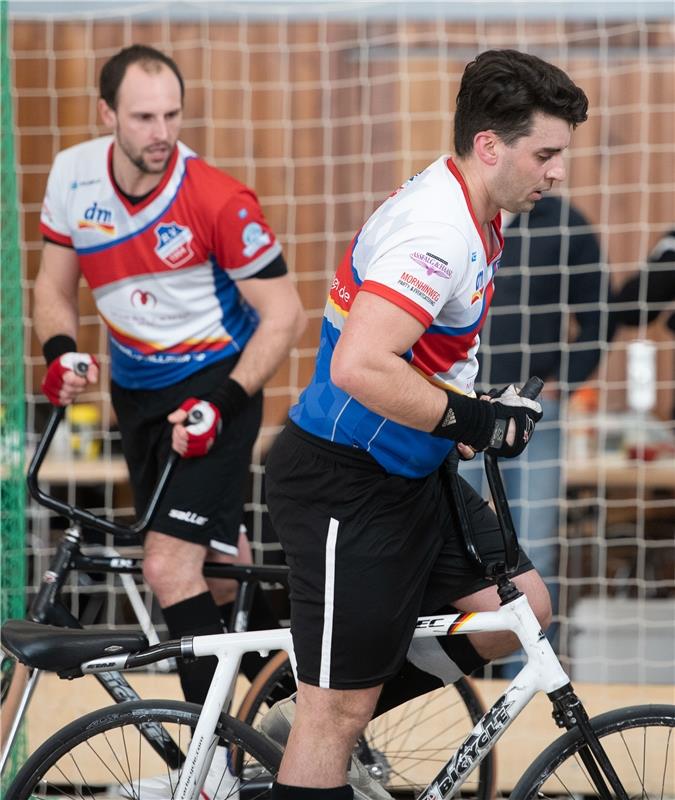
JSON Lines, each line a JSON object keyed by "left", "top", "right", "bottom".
{"left": 80, "top": 591, "right": 569, "bottom": 800}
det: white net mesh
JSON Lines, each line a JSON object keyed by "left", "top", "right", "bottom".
{"left": 10, "top": 0, "right": 675, "bottom": 681}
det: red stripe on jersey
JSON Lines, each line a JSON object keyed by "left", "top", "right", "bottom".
{"left": 360, "top": 280, "right": 434, "bottom": 328}
{"left": 329, "top": 240, "right": 361, "bottom": 312}
{"left": 411, "top": 330, "right": 473, "bottom": 377}
{"left": 79, "top": 228, "right": 208, "bottom": 289}
{"left": 103, "top": 315, "right": 232, "bottom": 355}
{"left": 40, "top": 222, "right": 72, "bottom": 248}
{"left": 158, "top": 337, "right": 233, "bottom": 354}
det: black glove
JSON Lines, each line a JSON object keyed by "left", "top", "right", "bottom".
{"left": 486, "top": 385, "right": 543, "bottom": 458}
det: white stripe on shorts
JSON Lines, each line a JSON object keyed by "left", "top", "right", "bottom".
{"left": 319, "top": 517, "right": 339, "bottom": 688}
{"left": 208, "top": 539, "right": 239, "bottom": 556}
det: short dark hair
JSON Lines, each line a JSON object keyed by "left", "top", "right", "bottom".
{"left": 454, "top": 49, "right": 588, "bottom": 156}
{"left": 99, "top": 44, "right": 184, "bottom": 110}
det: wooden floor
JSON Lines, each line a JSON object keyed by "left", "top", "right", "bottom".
{"left": 23, "top": 673, "right": 675, "bottom": 792}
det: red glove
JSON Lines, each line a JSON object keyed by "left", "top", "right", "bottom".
{"left": 179, "top": 398, "right": 222, "bottom": 458}
{"left": 41, "top": 353, "right": 99, "bottom": 405}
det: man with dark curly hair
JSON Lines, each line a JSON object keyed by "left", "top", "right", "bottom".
{"left": 263, "top": 49, "right": 588, "bottom": 800}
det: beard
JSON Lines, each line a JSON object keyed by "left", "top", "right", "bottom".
{"left": 117, "top": 129, "right": 174, "bottom": 175}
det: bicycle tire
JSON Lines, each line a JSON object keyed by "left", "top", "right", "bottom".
{"left": 1, "top": 655, "right": 16, "bottom": 705}
{"left": 238, "top": 653, "right": 496, "bottom": 799}
{"left": 511, "top": 703, "right": 675, "bottom": 798}
{"left": 5, "top": 698, "right": 282, "bottom": 800}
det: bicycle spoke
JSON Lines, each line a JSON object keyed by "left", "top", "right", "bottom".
{"left": 50, "top": 760, "right": 95, "bottom": 800}
{"left": 513, "top": 707, "right": 675, "bottom": 799}
{"left": 6, "top": 703, "right": 279, "bottom": 800}
{"left": 662, "top": 728, "right": 674, "bottom": 800}
{"left": 82, "top": 732, "right": 137, "bottom": 796}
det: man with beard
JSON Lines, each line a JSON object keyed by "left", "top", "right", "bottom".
{"left": 35, "top": 45, "right": 306, "bottom": 796}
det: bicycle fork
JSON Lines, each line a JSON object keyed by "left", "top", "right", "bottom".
{"left": 549, "top": 687, "right": 629, "bottom": 800}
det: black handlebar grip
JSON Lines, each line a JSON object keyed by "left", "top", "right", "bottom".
{"left": 520, "top": 376, "right": 544, "bottom": 401}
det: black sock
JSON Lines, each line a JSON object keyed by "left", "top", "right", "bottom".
{"left": 162, "top": 591, "right": 224, "bottom": 706}
{"left": 219, "top": 585, "right": 283, "bottom": 684}
{"left": 219, "top": 582, "right": 279, "bottom": 632}
{"left": 438, "top": 633, "right": 489, "bottom": 675}
{"left": 271, "top": 783, "right": 353, "bottom": 800}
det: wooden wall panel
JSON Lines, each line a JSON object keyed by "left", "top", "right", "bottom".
{"left": 10, "top": 16, "right": 674, "bottom": 426}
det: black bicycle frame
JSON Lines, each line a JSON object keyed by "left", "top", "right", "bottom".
{"left": 437, "top": 377, "right": 631, "bottom": 798}
{"left": 11, "top": 406, "right": 289, "bottom": 772}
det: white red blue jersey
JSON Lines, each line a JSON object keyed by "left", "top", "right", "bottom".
{"left": 40, "top": 136, "right": 283, "bottom": 389}
{"left": 290, "top": 156, "right": 503, "bottom": 478}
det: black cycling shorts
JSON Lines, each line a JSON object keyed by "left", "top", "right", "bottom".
{"left": 265, "top": 422, "right": 533, "bottom": 689}
{"left": 111, "top": 358, "right": 262, "bottom": 553}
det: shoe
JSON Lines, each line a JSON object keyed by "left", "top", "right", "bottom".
{"left": 259, "top": 696, "right": 393, "bottom": 800}
{"left": 109, "top": 744, "right": 239, "bottom": 799}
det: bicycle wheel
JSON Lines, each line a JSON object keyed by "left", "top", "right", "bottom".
{"left": 1, "top": 656, "right": 16, "bottom": 704}
{"left": 511, "top": 704, "right": 675, "bottom": 798}
{"left": 239, "top": 654, "right": 496, "bottom": 799}
{"left": 6, "top": 699, "right": 281, "bottom": 800}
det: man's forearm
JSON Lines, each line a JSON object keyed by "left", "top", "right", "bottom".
{"left": 34, "top": 284, "right": 80, "bottom": 346}
{"left": 331, "top": 348, "right": 449, "bottom": 432}
{"left": 33, "top": 246, "right": 81, "bottom": 346}
{"left": 229, "top": 315, "right": 303, "bottom": 396}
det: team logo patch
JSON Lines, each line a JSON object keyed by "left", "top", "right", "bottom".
{"left": 241, "top": 222, "right": 271, "bottom": 258}
{"left": 77, "top": 201, "right": 116, "bottom": 235}
{"left": 409, "top": 251, "right": 452, "bottom": 279}
{"left": 471, "top": 269, "right": 485, "bottom": 305}
{"left": 154, "top": 222, "right": 194, "bottom": 268}
{"left": 131, "top": 289, "right": 157, "bottom": 308}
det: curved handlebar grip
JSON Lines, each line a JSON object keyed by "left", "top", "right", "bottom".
{"left": 519, "top": 375, "right": 544, "bottom": 401}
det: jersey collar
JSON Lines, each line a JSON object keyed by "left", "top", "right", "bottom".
{"left": 107, "top": 141, "right": 180, "bottom": 215}
{"left": 446, "top": 157, "right": 504, "bottom": 262}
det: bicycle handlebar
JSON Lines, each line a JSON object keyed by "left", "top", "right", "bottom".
{"left": 483, "top": 376, "right": 543, "bottom": 576}
{"left": 26, "top": 405, "right": 179, "bottom": 538}
{"left": 442, "top": 376, "right": 544, "bottom": 580}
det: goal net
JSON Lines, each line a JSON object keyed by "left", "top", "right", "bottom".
{"left": 8, "top": 0, "right": 674, "bottom": 684}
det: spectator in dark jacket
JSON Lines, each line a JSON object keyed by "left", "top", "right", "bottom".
{"left": 612, "top": 229, "right": 674, "bottom": 333}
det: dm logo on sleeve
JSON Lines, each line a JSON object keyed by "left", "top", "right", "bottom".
{"left": 154, "top": 221, "right": 194, "bottom": 268}
{"left": 241, "top": 222, "right": 271, "bottom": 258}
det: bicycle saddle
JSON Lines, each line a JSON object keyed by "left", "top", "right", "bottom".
{"left": 1, "top": 619, "right": 148, "bottom": 676}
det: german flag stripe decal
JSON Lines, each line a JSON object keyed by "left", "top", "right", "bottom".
{"left": 449, "top": 612, "right": 476, "bottom": 634}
